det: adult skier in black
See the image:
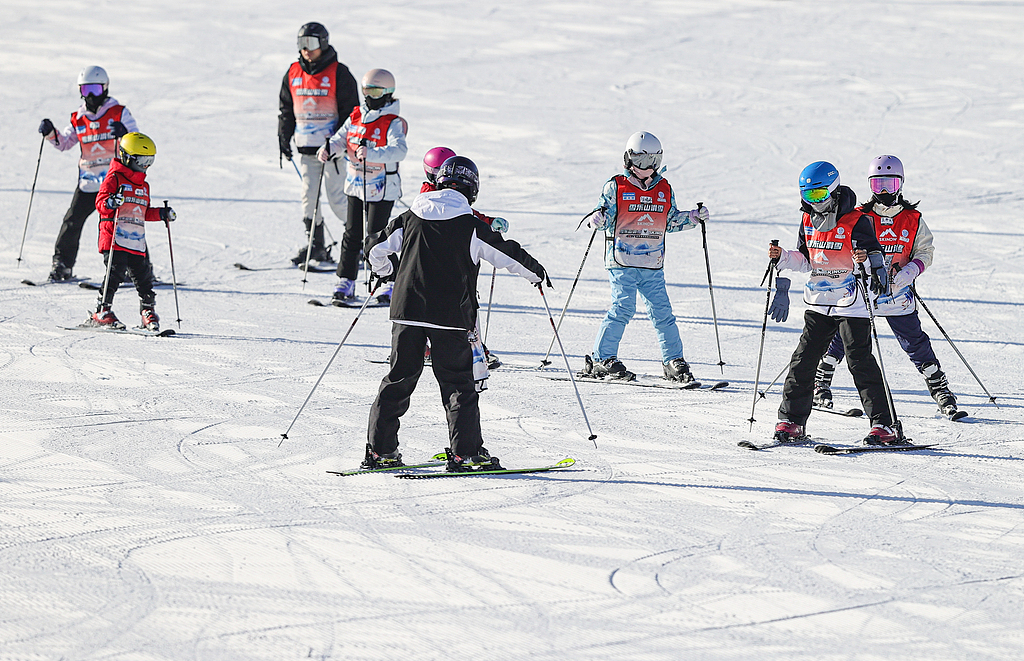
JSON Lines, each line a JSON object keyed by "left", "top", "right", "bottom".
{"left": 362, "top": 156, "right": 548, "bottom": 472}
{"left": 277, "top": 22, "right": 359, "bottom": 265}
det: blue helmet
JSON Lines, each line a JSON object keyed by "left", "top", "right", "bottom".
{"left": 799, "top": 161, "right": 840, "bottom": 205}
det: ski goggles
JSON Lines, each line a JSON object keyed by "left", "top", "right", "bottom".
{"left": 627, "top": 152, "right": 661, "bottom": 170}
{"left": 297, "top": 36, "right": 322, "bottom": 51}
{"left": 80, "top": 83, "right": 105, "bottom": 97}
{"left": 869, "top": 176, "right": 902, "bottom": 195}
{"left": 801, "top": 187, "right": 832, "bottom": 204}
{"left": 130, "top": 154, "right": 155, "bottom": 170}
{"left": 362, "top": 85, "right": 394, "bottom": 99}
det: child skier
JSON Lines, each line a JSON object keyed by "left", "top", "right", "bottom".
{"left": 319, "top": 68, "right": 408, "bottom": 306}
{"left": 808, "top": 155, "right": 960, "bottom": 417}
{"left": 768, "top": 161, "right": 902, "bottom": 445}
{"left": 583, "top": 131, "right": 709, "bottom": 383}
{"left": 419, "top": 146, "right": 508, "bottom": 376}
{"left": 38, "top": 66, "right": 138, "bottom": 282}
{"left": 362, "top": 155, "right": 548, "bottom": 472}
{"left": 87, "top": 132, "right": 175, "bottom": 331}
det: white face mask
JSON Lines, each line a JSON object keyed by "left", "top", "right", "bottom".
{"left": 808, "top": 197, "right": 835, "bottom": 214}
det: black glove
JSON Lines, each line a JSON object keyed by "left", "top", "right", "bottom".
{"left": 279, "top": 134, "right": 292, "bottom": 161}
{"left": 534, "top": 267, "right": 553, "bottom": 289}
{"left": 38, "top": 118, "right": 55, "bottom": 136}
{"left": 105, "top": 189, "right": 125, "bottom": 209}
{"left": 110, "top": 120, "right": 128, "bottom": 138}
{"left": 867, "top": 252, "right": 890, "bottom": 295}
{"left": 370, "top": 270, "right": 395, "bottom": 290}
{"left": 159, "top": 207, "right": 176, "bottom": 222}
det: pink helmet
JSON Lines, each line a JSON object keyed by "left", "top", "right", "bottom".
{"left": 423, "top": 146, "right": 457, "bottom": 183}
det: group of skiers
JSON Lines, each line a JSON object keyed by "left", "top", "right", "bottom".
{"left": 31, "top": 21, "right": 961, "bottom": 471}
{"left": 38, "top": 66, "right": 174, "bottom": 332}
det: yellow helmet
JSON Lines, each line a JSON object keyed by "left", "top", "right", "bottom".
{"left": 118, "top": 132, "right": 156, "bottom": 172}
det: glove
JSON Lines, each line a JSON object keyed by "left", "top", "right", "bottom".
{"left": 534, "top": 267, "right": 553, "bottom": 290}
{"left": 867, "top": 252, "right": 890, "bottom": 295}
{"left": 38, "top": 118, "right": 55, "bottom": 137}
{"left": 105, "top": 190, "right": 125, "bottom": 209}
{"left": 278, "top": 135, "right": 292, "bottom": 161}
{"left": 354, "top": 145, "right": 367, "bottom": 162}
{"left": 490, "top": 217, "right": 509, "bottom": 233}
{"left": 891, "top": 259, "right": 922, "bottom": 291}
{"left": 110, "top": 120, "right": 128, "bottom": 138}
{"left": 370, "top": 270, "right": 395, "bottom": 290}
{"left": 769, "top": 276, "right": 790, "bottom": 323}
{"left": 159, "top": 207, "right": 176, "bottom": 222}
{"left": 585, "top": 208, "right": 608, "bottom": 230}
{"left": 689, "top": 205, "right": 710, "bottom": 224}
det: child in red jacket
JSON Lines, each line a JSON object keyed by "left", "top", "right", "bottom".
{"left": 89, "top": 132, "right": 175, "bottom": 331}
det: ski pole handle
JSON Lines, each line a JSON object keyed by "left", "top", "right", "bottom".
{"left": 760, "top": 239, "right": 780, "bottom": 287}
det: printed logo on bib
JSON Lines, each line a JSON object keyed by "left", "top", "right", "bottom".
{"left": 622, "top": 192, "right": 636, "bottom": 201}
{"left": 320, "top": 76, "right": 331, "bottom": 87}
{"left": 879, "top": 228, "right": 899, "bottom": 241}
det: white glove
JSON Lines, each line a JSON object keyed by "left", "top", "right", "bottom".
{"left": 892, "top": 260, "right": 922, "bottom": 290}
{"left": 490, "top": 217, "right": 509, "bottom": 233}
{"left": 689, "top": 205, "right": 709, "bottom": 223}
{"left": 586, "top": 209, "right": 607, "bottom": 230}
{"left": 316, "top": 146, "right": 332, "bottom": 163}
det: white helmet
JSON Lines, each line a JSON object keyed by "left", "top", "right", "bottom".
{"left": 77, "top": 65, "right": 109, "bottom": 86}
{"left": 624, "top": 131, "right": 663, "bottom": 171}
{"left": 362, "top": 68, "right": 395, "bottom": 94}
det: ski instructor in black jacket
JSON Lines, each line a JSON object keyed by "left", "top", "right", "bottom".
{"left": 363, "top": 156, "right": 548, "bottom": 473}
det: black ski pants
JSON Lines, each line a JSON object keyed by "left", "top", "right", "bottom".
{"left": 54, "top": 188, "right": 98, "bottom": 269}
{"left": 780, "top": 310, "right": 893, "bottom": 428}
{"left": 368, "top": 323, "right": 482, "bottom": 458}
{"left": 97, "top": 249, "right": 156, "bottom": 312}
{"left": 337, "top": 195, "right": 394, "bottom": 281}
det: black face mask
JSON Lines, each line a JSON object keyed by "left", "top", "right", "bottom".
{"left": 873, "top": 192, "right": 899, "bottom": 207}
{"left": 365, "top": 93, "right": 392, "bottom": 111}
{"left": 83, "top": 93, "right": 106, "bottom": 113}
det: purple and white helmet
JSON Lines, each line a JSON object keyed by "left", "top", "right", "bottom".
{"left": 868, "top": 154, "right": 904, "bottom": 197}
{"left": 423, "top": 146, "right": 456, "bottom": 183}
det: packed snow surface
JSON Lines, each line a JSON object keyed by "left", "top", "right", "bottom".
{"left": 2, "top": 1, "right": 1023, "bottom": 659}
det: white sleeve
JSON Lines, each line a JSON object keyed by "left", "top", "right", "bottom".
{"left": 470, "top": 230, "right": 542, "bottom": 284}
{"left": 776, "top": 248, "right": 810, "bottom": 274}
{"left": 368, "top": 227, "right": 403, "bottom": 275}
{"left": 120, "top": 107, "right": 139, "bottom": 132}
{"left": 51, "top": 123, "right": 79, "bottom": 152}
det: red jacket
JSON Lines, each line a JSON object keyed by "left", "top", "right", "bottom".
{"left": 95, "top": 160, "right": 162, "bottom": 253}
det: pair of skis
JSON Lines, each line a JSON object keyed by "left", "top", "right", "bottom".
{"left": 328, "top": 454, "right": 576, "bottom": 479}
{"left": 738, "top": 437, "right": 937, "bottom": 455}
{"left": 62, "top": 324, "right": 175, "bottom": 337}
{"left": 540, "top": 373, "right": 729, "bottom": 391}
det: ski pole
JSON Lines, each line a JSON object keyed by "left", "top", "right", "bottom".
{"left": 756, "top": 363, "right": 789, "bottom": 404}
{"left": 16, "top": 135, "right": 47, "bottom": 267}
{"left": 858, "top": 258, "right": 902, "bottom": 440}
{"left": 163, "top": 201, "right": 182, "bottom": 328}
{"left": 749, "top": 240, "right": 779, "bottom": 430}
{"left": 697, "top": 202, "right": 725, "bottom": 373}
{"left": 483, "top": 266, "right": 497, "bottom": 344}
{"left": 911, "top": 283, "right": 998, "bottom": 407}
{"left": 99, "top": 185, "right": 129, "bottom": 310}
{"left": 301, "top": 138, "right": 329, "bottom": 289}
{"left": 361, "top": 138, "right": 370, "bottom": 293}
{"left": 537, "top": 283, "right": 598, "bottom": 447}
{"left": 280, "top": 280, "right": 383, "bottom": 445}
{"left": 291, "top": 157, "right": 302, "bottom": 181}
{"left": 539, "top": 209, "right": 603, "bottom": 368}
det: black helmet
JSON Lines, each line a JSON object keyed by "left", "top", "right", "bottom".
{"left": 435, "top": 156, "right": 480, "bottom": 205}
{"left": 297, "top": 22, "right": 329, "bottom": 52}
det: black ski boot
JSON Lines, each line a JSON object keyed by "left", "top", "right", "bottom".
{"left": 582, "top": 355, "right": 635, "bottom": 381}
{"left": 48, "top": 257, "right": 72, "bottom": 282}
{"left": 292, "top": 217, "right": 334, "bottom": 265}
{"left": 445, "top": 447, "right": 502, "bottom": 472}
{"left": 360, "top": 443, "right": 403, "bottom": 470}
{"left": 663, "top": 358, "right": 695, "bottom": 384}
{"left": 921, "top": 362, "right": 958, "bottom": 415}
{"left": 813, "top": 356, "right": 837, "bottom": 408}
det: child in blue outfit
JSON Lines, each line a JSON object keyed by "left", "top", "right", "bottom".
{"left": 582, "top": 131, "right": 709, "bottom": 383}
